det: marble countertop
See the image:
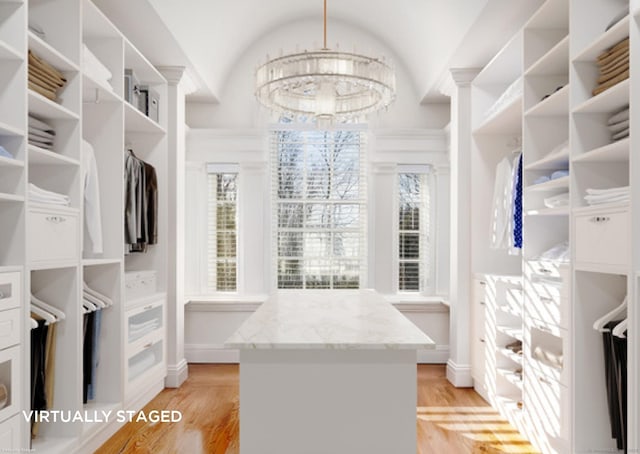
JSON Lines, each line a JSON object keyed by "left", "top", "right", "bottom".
{"left": 225, "top": 290, "right": 436, "bottom": 350}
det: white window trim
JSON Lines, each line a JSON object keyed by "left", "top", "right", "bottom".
{"left": 394, "top": 165, "right": 436, "bottom": 296}
{"left": 207, "top": 163, "right": 240, "bottom": 294}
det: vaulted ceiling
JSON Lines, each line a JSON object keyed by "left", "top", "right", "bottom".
{"left": 94, "top": 0, "right": 541, "bottom": 104}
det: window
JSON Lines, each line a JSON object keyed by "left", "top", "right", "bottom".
{"left": 207, "top": 166, "right": 238, "bottom": 291}
{"left": 272, "top": 129, "right": 367, "bottom": 289}
{"left": 398, "top": 168, "right": 433, "bottom": 293}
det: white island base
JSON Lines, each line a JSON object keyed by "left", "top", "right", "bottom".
{"left": 239, "top": 349, "right": 417, "bottom": 454}
{"left": 226, "top": 290, "right": 435, "bottom": 454}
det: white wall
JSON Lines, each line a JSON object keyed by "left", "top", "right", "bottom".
{"left": 184, "top": 18, "right": 450, "bottom": 130}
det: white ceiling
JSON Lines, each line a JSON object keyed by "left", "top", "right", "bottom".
{"left": 93, "top": 0, "right": 541, "bottom": 104}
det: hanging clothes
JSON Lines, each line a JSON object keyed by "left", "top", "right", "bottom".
{"left": 82, "top": 140, "right": 103, "bottom": 254}
{"left": 124, "top": 149, "right": 158, "bottom": 252}
{"left": 490, "top": 156, "right": 514, "bottom": 250}
{"left": 30, "top": 318, "right": 48, "bottom": 439}
{"left": 490, "top": 152, "right": 522, "bottom": 253}
{"left": 602, "top": 320, "right": 627, "bottom": 453}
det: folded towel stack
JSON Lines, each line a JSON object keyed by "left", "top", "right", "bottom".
{"left": 29, "top": 183, "right": 70, "bottom": 207}
{"left": 28, "top": 115, "right": 55, "bottom": 150}
{"left": 607, "top": 106, "right": 629, "bottom": 141}
{"left": 544, "top": 192, "right": 569, "bottom": 208}
{"left": 584, "top": 186, "right": 630, "bottom": 206}
{"left": 28, "top": 50, "right": 67, "bottom": 102}
{"left": 593, "top": 37, "right": 629, "bottom": 96}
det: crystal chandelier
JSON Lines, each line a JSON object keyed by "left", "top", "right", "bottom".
{"left": 255, "top": 0, "right": 396, "bottom": 124}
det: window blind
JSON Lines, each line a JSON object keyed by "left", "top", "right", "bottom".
{"left": 272, "top": 129, "right": 367, "bottom": 289}
{"left": 398, "top": 171, "right": 432, "bottom": 292}
{"left": 207, "top": 171, "right": 238, "bottom": 292}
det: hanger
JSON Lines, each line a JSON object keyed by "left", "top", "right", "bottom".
{"left": 83, "top": 282, "right": 112, "bottom": 307}
{"left": 83, "top": 298, "right": 97, "bottom": 313}
{"left": 30, "top": 305, "right": 56, "bottom": 325}
{"left": 613, "top": 319, "right": 628, "bottom": 338}
{"left": 31, "top": 295, "right": 66, "bottom": 321}
{"left": 84, "top": 292, "right": 106, "bottom": 309}
{"left": 30, "top": 317, "right": 39, "bottom": 329}
{"left": 593, "top": 296, "right": 627, "bottom": 332}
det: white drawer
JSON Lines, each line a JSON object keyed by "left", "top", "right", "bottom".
{"left": 526, "top": 260, "right": 564, "bottom": 280}
{"left": 575, "top": 209, "right": 630, "bottom": 268}
{"left": 0, "top": 309, "right": 20, "bottom": 351}
{"left": 0, "top": 346, "right": 21, "bottom": 424}
{"left": 126, "top": 299, "right": 164, "bottom": 345}
{"left": 527, "top": 320, "right": 569, "bottom": 387}
{"left": 526, "top": 281, "right": 567, "bottom": 330}
{"left": 0, "top": 272, "right": 20, "bottom": 312}
{"left": 0, "top": 415, "right": 22, "bottom": 450}
{"left": 28, "top": 208, "right": 78, "bottom": 265}
{"left": 524, "top": 371, "right": 570, "bottom": 454}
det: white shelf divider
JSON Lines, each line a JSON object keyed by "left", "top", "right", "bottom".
{"left": 525, "top": 84, "right": 569, "bottom": 116}
{"left": 124, "top": 101, "right": 165, "bottom": 134}
{"left": 573, "top": 14, "right": 630, "bottom": 62}
{"left": 572, "top": 138, "right": 629, "bottom": 163}
{"left": 28, "top": 144, "right": 80, "bottom": 166}
{"left": 525, "top": 35, "right": 569, "bottom": 76}
{"left": 0, "top": 39, "right": 23, "bottom": 61}
{"left": 28, "top": 31, "right": 80, "bottom": 72}
{"left": 525, "top": 175, "right": 570, "bottom": 192}
{"left": 0, "top": 156, "right": 24, "bottom": 168}
{"left": 525, "top": 149, "right": 570, "bottom": 171}
{"left": 28, "top": 90, "right": 80, "bottom": 120}
{"left": 573, "top": 78, "right": 629, "bottom": 114}
{"left": 473, "top": 96, "right": 522, "bottom": 135}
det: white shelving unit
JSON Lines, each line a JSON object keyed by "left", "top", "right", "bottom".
{"left": 0, "top": 0, "right": 170, "bottom": 451}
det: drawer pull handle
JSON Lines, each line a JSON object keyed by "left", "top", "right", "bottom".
{"left": 143, "top": 305, "right": 153, "bottom": 311}
{"left": 537, "top": 325, "right": 551, "bottom": 332}
{"left": 480, "top": 301, "right": 486, "bottom": 306}
{"left": 480, "top": 339, "right": 485, "bottom": 343}
{"left": 538, "top": 376, "right": 551, "bottom": 385}
{"left": 46, "top": 216, "right": 66, "bottom": 224}
{"left": 479, "top": 281, "right": 486, "bottom": 286}
{"left": 540, "top": 297, "right": 554, "bottom": 304}
{"left": 590, "top": 216, "right": 610, "bottom": 223}
{"left": 143, "top": 342, "right": 153, "bottom": 349}
{"left": 538, "top": 268, "right": 552, "bottom": 274}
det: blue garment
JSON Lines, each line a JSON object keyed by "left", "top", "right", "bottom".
{"left": 87, "top": 308, "right": 102, "bottom": 401}
{"left": 0, "top": 145, "right": 13, "bottom": 159}
{"left": 513, "top": 154, "right": 523, "bottom": 250}
{"left": 550, "top": 169, "right": 569, "bottom": 180}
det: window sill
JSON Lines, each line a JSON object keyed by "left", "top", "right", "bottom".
{"left": 383, "top": 294, "right": 450, "bottom": 313}
{"left": 185, "top": 294, "right": 269, "bottom": 312}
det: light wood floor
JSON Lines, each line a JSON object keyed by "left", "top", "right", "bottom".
{"left": 97, "top": 364, "right": 539, "bottom": 454}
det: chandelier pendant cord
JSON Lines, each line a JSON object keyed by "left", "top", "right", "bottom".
{"left": 323, "top": 0, "right": 327, "bottom": 50}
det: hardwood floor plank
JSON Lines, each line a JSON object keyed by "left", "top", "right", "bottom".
{"left": 97, "top": 364, "right": 538, "bottom": 454}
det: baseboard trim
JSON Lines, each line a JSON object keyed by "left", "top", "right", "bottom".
{"left": 446, "top": 359, "right": 473, "bottom": 387}
{"left": 186, "top": 343, "right": 449, "bottom": 364}
{"left": 165, "top": 359, "right": 189, "bottom": 387}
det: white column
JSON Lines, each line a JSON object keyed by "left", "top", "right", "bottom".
{"left": 433, "top": 164, "right": 450, "bottom": 296}
{"left": 370, "top": 162, "right": 398, "bottom": 294}
{"left": 446, "top": 68, "right": 480, "bottom": 387}
{"left": 158, "top": 66, "right": 188, "bottom": 388}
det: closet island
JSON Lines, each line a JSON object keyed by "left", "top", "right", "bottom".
{"left": 225, "top": 289, "right": 435, "bottom": 454}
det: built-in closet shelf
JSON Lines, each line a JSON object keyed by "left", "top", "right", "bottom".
{"left": 497, "top": 304, "right": 522, "bottom": 318}
{"left": 496, "top": 325, "right": 523, "bottom": 341}
{"left": 573, "top": 201, "right": 629, "bottom": 215}
{"left": 28, "top": 144, "right": 80, "bottom": 166}
{"left": 574, "top": 262, "right": 628, "bottom": 276}
{"left": 572, "top": 138, "right": 629, "bottom": 163}
{"left": 525, "top": 176, "right": 569, "bottom": 192}
{"left": 83, "top": 0, "right": 122, "bottom": 39}
{"left": 29, "top": 260, "right": 78, "bottom": 271}
{"left": 525, "top": 150, "right": 570, "bottom": 171}
{"left": 83, "top": 258, "right": 122, "bottom": 267}
{"left": 28, "top": 31, "right": 79, "bottom": 72}
{"left": 28, "top": 90, "right": 80, "bottom": 121}
{"left": 82, "top": 73, "right": 120, "bottom": 104}
{"left": 0, "top": 120, "right": 24, "bottom": 137}
{"left": 525, "top": 36, "right": 569, "bottom": 77}
{"left": 573, "top": 14, "right": 630, "bottom": 62}
{"left": 573, "top": 79, "right": 629, "bottom": 114}
{"left": 474, "top": 32, "right": 522, "bottom": 86}
{"left": 0, "top": 39, "right": 23, "bottom": 61}
{"left": 525, "top": 0, "right": 568, "bottom": 29}
{"left": 0, "top": 155, "right": 24, "bottom": 168}
{"left": 82, "top": 402, "right": 121, "bottom": 436}
{"left": 498, "top": 347, "right": 524, "bottom": 365}
{"left": 473, "top": 96, "right": 522, "bottom": 136}
{"left": 28, "top": 203, "right": 79, "bottom": 215}
{"left": 525, "top": 206, "right": 569, "bottom": 217}
{"left": 0, "top": 265, "right": 21, "bottom": 274}
{"left": 124, "top": 102, "right": 165, "bottom": 134}
{"left": 524, "top": 85, "right": 569, "bottom": 117}
{"left": 30, "top": 436, "right": 76, "bottom": 454}
{"left": 497, "top": 368, "right": 524, "bottom": 390}
{"left": 0, "top": 192, "right": 24, "bottom": 203}
{"left": 124, "top": 40, "right": 166, "bottom": 86}
{"left": 125, "top": 291, "right": 167, "bottom": 310}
